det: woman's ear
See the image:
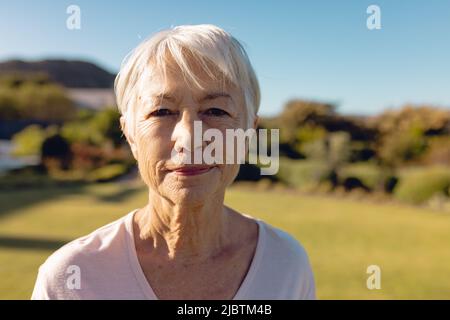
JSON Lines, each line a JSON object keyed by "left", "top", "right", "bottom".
{"left": 120, "top": 115, "right": 138, "bottom": 160}
{"left": 253, "top": 115, "right": 260, "bottom": 130}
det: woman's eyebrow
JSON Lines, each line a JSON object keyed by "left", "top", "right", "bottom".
{"left": 151, "top": 91, "right": 232, "bottom": 103}
{"left": 153, "top": 92, "right": 177, "bottom": 102}
{"left": 201, "top": 92, "right": 231, "bottom": 101}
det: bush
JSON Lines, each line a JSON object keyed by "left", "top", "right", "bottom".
{"left": 301, "top": 138, "right": 328, "bottom": 161}
{"left": 418, "top": 136, "right": 450, "bottom": 166}
{"left": 90, "top": 108, "right": 123, "bottom": 147}
{"left": 341, "top": 177, "right": 370, "bottom": 192}
{"left": 339, "top": 162, "right": 394, "bottom": 191}
{"left": 379, "top": 124, "right": 427, "bottom": 166}
{"left": 328, "top": 131, "right": 351, "bottom": 166}
{"left": 394, "top": 166, "right": 450, "bottom": 204}
{"left": 348, "top": 141, "right": 376, "bottom": 162}
{"left": 0, "top": 89, "right": 19, "bottom": 120}
{"left": 11, "top": 125, "right": 49, "bottom": 156}
{"left": 296, "top": 124, "right": 327, "bottom": 152}
{"left": 0, "top": 74, "right": 77, "bottom": 122}
{"left": 297, "top": 130, "right": 351, "bottom": 168}
{"left": 277, "top": 158, "right": 333, "bottom": 190}
{"left": 14, "top": 83, "right": 75, "bottom": 121}
{"left": 369, "top": 105, "right": 450, "bottom": 137}
{"left": 276, "top": 100, "right": 335, "bottom": 144}
{"left": 61, "top": 108, "right": 123, "bottom": 147}
{"left": 41, "top": 133, "right": 72, "bottom": 171}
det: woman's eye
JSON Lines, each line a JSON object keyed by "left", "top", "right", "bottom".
{"left": 149, "top": 108, "right": 174, "bottom": 117}
{"left": 204, "top": 108, "right": 230, "bottom": 117}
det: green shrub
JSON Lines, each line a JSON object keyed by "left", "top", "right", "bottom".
{"left": 379, "top": 124, "right": 427, "bottom": 166}
{"left": 61, "top": 108, "right": 122, "bottom": 146}
{"left": 295, "top": 124, "right": 327, "bottom": 155}
{"left": 41, "top": 133, "right": 72, "bottom": 171}
{"left": 328, "top": 131, "right": 352, "bottom": 166}
{"left": 339, "top": 162, "right": 391, "bottom": 191}
{"left": 0, "top": 75, "right": 76, "bottom": 122}
{"left": 0, "top": 88, "right": 19, "bottom": 120}
{"left": 394, "top": 166, "right": 450, "bottom": 204}
{"left": 277, "top": 158, "right": 333, "bottom": 189}
{"left": 11, "top": 125, "right": 58, "bottom": 156}
{"left": 419, "top": 136, "right": 450, "bottom": 165}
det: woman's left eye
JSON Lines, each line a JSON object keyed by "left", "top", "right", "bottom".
{"left": 204, "top": 108, "right": 230, "bottom": 117}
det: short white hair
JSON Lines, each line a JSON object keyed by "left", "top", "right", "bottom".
{"left": 114, "top": 24, "right": 260, "bottom": 136}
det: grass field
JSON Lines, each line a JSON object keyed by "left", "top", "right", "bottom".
{"left": 0, "top": 182, "right": 449, "bottom": 299}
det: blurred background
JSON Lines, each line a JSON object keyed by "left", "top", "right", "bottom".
{"left": 0, "top": 0, "right": 450, "bottom": 299}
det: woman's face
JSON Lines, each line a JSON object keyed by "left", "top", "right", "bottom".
{"left": 126, "top": 59, "right": 249, "bottom": 206}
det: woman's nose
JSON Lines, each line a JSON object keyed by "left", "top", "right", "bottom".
{"left": 171, "top": 110, "right": 207, "bottom": 155}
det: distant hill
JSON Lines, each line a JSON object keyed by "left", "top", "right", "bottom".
{"left": 0, "top": 59, "right": 115, "bottom": 88}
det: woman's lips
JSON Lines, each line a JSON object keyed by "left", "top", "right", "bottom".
{"left": 171, "top": 166, "right": 215, "bottom": 176}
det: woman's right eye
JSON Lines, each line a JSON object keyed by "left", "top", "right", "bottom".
{"left": 148, "top": 108, "right": 174, "bottom": 117}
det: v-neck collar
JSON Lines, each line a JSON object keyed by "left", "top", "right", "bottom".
{"left": 124, "top": 208, "right": 265, "bottom": 300}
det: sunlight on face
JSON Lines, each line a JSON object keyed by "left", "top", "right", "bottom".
{"left": 133, "top": 55, "right": 248, "bottom": 206}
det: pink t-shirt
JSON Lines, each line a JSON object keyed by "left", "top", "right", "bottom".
{"left": 31, "top": 209, "right": 316, "bottom": 300}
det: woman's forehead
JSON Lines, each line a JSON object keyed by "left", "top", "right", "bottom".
{"left": 143, "top": 67, "right": 238, "bottom": 100}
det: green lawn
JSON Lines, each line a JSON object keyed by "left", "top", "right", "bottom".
{"left": 1, "top": 182, "right": 449, "bottom": 299}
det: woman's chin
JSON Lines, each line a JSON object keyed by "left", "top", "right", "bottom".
{"left": 169, "top": 187, "right": 217, "bottom": 205}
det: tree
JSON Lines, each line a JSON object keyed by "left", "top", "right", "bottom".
{"left": 41, "top": 134, "right": 72, "bottom": 171}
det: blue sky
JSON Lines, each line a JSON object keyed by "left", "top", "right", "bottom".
{"left": 0, "top": 0, "right": 449, "bottom": 116}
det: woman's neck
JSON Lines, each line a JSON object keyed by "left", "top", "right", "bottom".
{"left": 134, "top": 189, "right": 232, "bottom": 262}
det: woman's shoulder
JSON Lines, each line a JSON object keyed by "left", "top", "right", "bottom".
{"left": 229, "top": 206, "right": 311, "bottom": 265}
{"left": 38, "top": 210, "right": 135, "bottom": 276}
{"left": 257, "top": 219, "right": 311, "bottom": 267}
{"left": 244, "top": 218, "right": 316, "bottom": 299}
{"left": 32, "top": 210, "right": 137, "bottom": 299}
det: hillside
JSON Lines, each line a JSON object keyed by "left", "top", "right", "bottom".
{"left": 0, "top": 59, "right": 115, "bottom": 88}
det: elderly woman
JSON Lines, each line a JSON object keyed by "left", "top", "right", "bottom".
{"left": 31, "top": 24, "right": 315, "bottom": 300}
